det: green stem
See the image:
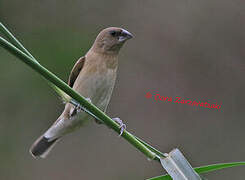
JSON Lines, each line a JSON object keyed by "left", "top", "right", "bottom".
{"left": 0, "top": 23, "right": 69, "bottom": 102}
{"left": 0, "top": 36, "right": 157, "bottom": 161}
{"left": 134, "top": 135, "right": 166, "bottom": 159}
{"left": 0, "top": 23, "right": 35, "bottom": 60}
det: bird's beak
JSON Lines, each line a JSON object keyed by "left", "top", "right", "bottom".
{"left": 122, "top": 29, "right": 133, "bottom": 39}
{"left": 119, "top": 29, "right": 133, "bottom": 42}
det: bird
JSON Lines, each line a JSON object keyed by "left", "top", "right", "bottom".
{"left": 30, "top": 27, "right": 133, "bottom": 158}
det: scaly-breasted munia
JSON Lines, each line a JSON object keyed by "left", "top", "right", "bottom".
{"left": 30, "top": 27, "right": 133, "bottom": 158}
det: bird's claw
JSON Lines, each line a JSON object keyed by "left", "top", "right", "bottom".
{"left": 85, "top": 97, "right": 92, "bottom": 103}
{"left": 75, "top": 103, "right": 82, "bottom": 112}
{"left": 71, "top": 98, "right": 92, "bottom": 112}
{"left": 112, "top": 117, "right": 126, "bottom": 136}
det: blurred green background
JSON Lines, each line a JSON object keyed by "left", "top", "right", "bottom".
{"left": 1, "top": 0, "right": 245, "bottom": 179}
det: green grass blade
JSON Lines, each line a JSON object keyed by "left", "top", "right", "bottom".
{"left": 133, "top": 135, "right": 166, "bottom": 160}
{"left": 0, "top": 22, "right": 69, "bottom": 101}
{"left": 195, "top": 162, "right": 245, "bottom": 174}
{"left": 147, "top": 162, "right": 245, "bottom": 180}
{"left": 0, "top": 23, "right": 35, "bottom": 60}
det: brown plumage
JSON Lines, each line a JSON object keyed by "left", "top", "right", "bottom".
{"left": 30, "top": 27, "right": 133, "bottom": 158}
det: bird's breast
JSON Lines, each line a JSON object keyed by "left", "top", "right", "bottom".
{"left": 73, "top": 61, "right": 117, "bottom": 111}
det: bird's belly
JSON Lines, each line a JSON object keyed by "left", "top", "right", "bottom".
{"left": 65, "top": 69, "right": 117, "bottom": 130}
{"left": 74, "top": 68, "right": 117, "bottom": 111}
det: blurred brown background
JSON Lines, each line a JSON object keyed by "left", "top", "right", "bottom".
{"left": 0, "top": 0, "right": 245, "bottom": 179}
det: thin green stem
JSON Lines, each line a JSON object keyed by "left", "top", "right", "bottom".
{"left": 0, "top": 23, "right": 35, "bottom": 60}
{"left": 134, "top": 135, "right": 166, "bottom": 159}
{"left": 0, "top": 36, "right": 157, "bottom": 161}
{"left": 0, "top": 23, "right": 69, "bottom": 102}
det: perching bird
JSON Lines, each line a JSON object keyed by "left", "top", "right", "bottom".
{"left": 30, "top": 27, "right": 133, "bottom": 158}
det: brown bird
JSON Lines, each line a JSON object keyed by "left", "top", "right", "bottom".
{"left": 30, "top": 27, "right": 133, "bottom": 158}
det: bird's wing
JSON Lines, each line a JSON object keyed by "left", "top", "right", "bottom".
{"left": 68, "top": 56, "right": 86, "bottom": 87}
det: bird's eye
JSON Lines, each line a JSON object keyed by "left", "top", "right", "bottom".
{"left": 110, "top": 30, "right": 117, "bottom": 37}
{"left": 110, "top": 31, "right": 120, "bottom": 37}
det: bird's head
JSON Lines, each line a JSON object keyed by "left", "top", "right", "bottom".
{"left": 92, "top": 27, "right": 133, "bottom": 54}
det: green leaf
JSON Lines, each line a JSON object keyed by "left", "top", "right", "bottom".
{"left": 147, "top": 162, "right": 245, "bottom": 180}
{"left": 195, "top": 161, "right": 245, "bottom": 173}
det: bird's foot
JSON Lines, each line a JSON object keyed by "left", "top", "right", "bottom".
{"left": 85, "top": 98, "right": 92, "bottom": 103}
{"left": 112, "top": 117, "right": 126, "bottom": 136}
{"left": 70, "top": 98, "right": 92, "bottom": 113}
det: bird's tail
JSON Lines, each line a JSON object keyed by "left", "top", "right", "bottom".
{"left": 30, "top": 135, "right": 59, "bottom": 159}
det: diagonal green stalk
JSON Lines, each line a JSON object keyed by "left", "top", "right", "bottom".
{"left": 0, "top": 23, "right": 69, "bottom": 102}
{"left": 0, "top": 36, "right": 157, "bottom": 161}
{"left": 134, "top": 135, "right": 165, "bottom": 159}
{"left": 0, "top": 23, "right": 35, "bottom": 59}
